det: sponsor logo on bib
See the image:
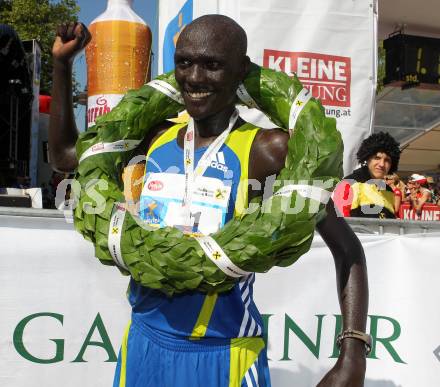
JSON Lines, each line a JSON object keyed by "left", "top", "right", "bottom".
{"left": 148, "top": 180, "right": 164, "bottom": 191}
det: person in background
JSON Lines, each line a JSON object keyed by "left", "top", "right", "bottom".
{"left": 408, "top": 174, "right": 432, "bottom": 216}
{"left": 402, "top": 179, "right": 410, "bottom": 202}
{"left": 333, "top": 132, "right": 401, "bottom": 219}
{"left": 434, "top": 178, "right": 440, "bottom": 206}
{"left": 385, "top": 173, "right": 405, "bottom": 218}
{"left": 426, "top": 176, "right": 438, "bottom": 204}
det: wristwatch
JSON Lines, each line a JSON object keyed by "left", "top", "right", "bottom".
{"left": 336, "top": 329, "right": 372, "bottom": 355}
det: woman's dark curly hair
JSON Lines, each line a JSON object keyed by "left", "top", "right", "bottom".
{"left": 356, "top": 132, "right": 401, "bottom": 173}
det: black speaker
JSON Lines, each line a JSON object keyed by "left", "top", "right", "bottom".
{"left": 383, "top": 33, "right": 440, "bottom": 87}
{"left": 0, "top": 24, "right": 33, "bottom": 182}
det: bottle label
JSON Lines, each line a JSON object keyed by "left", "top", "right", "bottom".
{"left": 87, "top": 94, "right": 123, "bottom": 127}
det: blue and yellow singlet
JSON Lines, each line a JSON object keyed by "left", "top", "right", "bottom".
{"left": 130, "top": 121, "right": 264, "bottom": 340}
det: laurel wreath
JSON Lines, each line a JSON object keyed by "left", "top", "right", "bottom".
{"left": 73, "top": 63, "right": 343, "bottom": 296}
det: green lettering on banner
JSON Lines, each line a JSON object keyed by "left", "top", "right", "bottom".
{"left": 13, "top": 313, "right": 64, "bottom": 364}
{"left": 72, "top": 313, "right": 117, "bottom": 363}
{"left": 261, "top": 314, "right": 273, "bottom": 346}
{"left": 281, "top": 314, "right": 324, "bottom": 360}
{"left": 369, "top": 315, "right": 406, "bottom": 364}
{"left": 329, "top": 314, "right": 343, "bottom": 358}
{"left": 261, "top": 314, "right": 273, "bottom": 360}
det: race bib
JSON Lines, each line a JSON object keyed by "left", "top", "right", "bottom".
{"left": 139, "top": 173, "right": 231, "bottom": 235}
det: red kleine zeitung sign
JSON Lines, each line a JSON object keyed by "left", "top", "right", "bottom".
{"left": 263, "top": 50, "right": 351, "bottom": 108}
{"left": 399, "top": 203, "right": 440, "bottom": 221}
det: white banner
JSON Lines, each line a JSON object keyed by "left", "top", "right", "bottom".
{"left": 0, "top": 215, "right": 131, "bottom": 387}
{"left": 158, "top": 0, "right": 377, "bottom": 173}
{"left": 256, "top": 232, "right": 440, "bottom": 387}
{"left": 1, "top": 213, "right": 439, "bottom": 386}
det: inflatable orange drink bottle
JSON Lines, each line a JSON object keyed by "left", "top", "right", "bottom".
{"left": 86, "top": 0, "right": 151, "bottom": 203}
{"left": 85, "top": 0, "right": 152, "bottom": 128}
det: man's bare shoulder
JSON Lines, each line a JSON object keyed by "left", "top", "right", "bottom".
{"left": 254, "top": 128, "right": 289, "bottom": 154}
{"left": 248, "top": 127, "right": 289, "bottom": 181}
{"left": 253, "top": 128, "right": 289, "bottom": 169}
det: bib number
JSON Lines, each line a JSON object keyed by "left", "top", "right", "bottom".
{"left": 140, "top": 173, "right": 231, "bottom": 235}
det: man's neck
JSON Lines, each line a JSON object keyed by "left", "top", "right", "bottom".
{"left": 194, "top": 106, "right": 236, "bottom": 137}
{"left": 176, "top": 106, "right": 241, "bottom": 150}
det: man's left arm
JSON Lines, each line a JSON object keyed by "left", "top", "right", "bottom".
{"left": 250, "top": 129, "right": 368, "bottom": 385}
{"left": 316, "top": 200, "right": 368, "bottom": 387}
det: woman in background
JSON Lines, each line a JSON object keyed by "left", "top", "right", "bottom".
{"left": 385, "top": 173, "right": 405, "bottom": 218}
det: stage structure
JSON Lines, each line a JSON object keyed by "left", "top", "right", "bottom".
{"left": 0, "top": 24, "right": 34, "bottom": 187}
{"left": 22, "top": 39, "right": 42, "bottom": 187}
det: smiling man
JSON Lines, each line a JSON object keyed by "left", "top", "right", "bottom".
{"left": 49, "top": 15, "right": 369, "bottom": 387}
{"left": 334, "top": 132, "right": 401, "bottom": 219}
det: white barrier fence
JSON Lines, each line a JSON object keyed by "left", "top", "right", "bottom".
{"left": 0, "top": 209, "right": 439, "bottom": 387}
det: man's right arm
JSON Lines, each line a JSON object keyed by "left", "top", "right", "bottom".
{"left": 49, "top": 22, "right": 91, "bottom": 172}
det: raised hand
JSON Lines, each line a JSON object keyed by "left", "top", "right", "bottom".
{"left": 52, "top": 21, "right": 91, "bottom": 64}
{"left": 49, "top": 21, "right": 90, "bottom": 172}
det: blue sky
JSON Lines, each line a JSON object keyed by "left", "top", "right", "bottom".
{"left": 73, "top": 0, "right": 158, "bottom": 131}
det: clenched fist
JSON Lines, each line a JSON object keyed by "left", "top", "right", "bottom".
{"left": 52, "top": 21, "right": 92, "bottom": 64}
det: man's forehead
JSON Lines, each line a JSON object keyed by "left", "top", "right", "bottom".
{"left": 181, "top": 21, "right": 226, "bottom": 40}
{"left": 176, "top": 32, "right": 232, "bottom": 59}
{"left": 176, "top": 20, "right": 242, "bottom": 56}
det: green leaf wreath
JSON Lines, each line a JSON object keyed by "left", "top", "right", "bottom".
{"left": 73, "top": 63, "right": 344, "bottom": 296}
